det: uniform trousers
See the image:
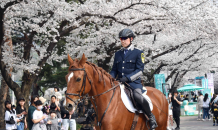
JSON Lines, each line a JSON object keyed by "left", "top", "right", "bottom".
{"left": 133, "top": 88, "right": 151, "bottom": 117}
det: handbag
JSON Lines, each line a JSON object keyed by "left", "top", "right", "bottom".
{"left": 6, "top": 116, "right": 15, "bottom": 124}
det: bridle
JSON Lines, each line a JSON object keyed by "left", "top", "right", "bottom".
{"left": 65, "top": 68, "right": 88, "bottom": 105}
{"left": 65, "top": 67, "right": 120, "bottom": 129}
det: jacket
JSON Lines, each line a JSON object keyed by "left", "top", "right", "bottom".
{"left": 110, "top": 45, "right": 144, "bottom": 89}
{"left": 197, "top": 95, "right": 204, "bottom": 107}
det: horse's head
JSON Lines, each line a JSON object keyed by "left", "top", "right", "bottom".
{"left": 65, "top": 54, "right": 91, "bottom": 111}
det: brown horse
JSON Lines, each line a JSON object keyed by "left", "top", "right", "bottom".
{"left": 65, "top": 54, "right": 168, "bottom": 130}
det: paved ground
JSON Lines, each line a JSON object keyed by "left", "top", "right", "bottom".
{"left": 77, "top": 116, "right": 217, "bottom": 130}
{"left": 171, "top": 116, "right": 217, "bottom": 130}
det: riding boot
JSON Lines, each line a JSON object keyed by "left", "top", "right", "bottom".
{"left": 133, "top": 88, "right": 158, "bottom": 130}
{"left": 147, "top": 113, "right": 158, "bottom": 130}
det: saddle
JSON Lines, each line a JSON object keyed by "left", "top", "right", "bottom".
{"left": 124, "top": 85, "right": 141, "bottom": 111}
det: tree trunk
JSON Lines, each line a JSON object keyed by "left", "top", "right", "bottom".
{"left": 0, "top": 78, "right": 10, "bottom": 129}
{"left": 20, "top": 70, "right": 36, "bottom": 112}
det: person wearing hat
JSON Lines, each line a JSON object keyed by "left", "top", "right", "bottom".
{"left": 171, "top": 90, "right": 182, "bottom": 130}
{"left": 16, "top": 98, "right": 27, "bottom": 130}
{"left": 110, "top": 28, "right": 157, "bottom": 130}
{"left": 39, "top": 97, "right": 47, "bottom": 104}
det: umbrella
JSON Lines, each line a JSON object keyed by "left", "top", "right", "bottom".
{"left": 177, "top": 84, "right": 204, "bottom": 92}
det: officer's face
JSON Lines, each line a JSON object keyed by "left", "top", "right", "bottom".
{"left": 120, "top": 37, "right": 133, "bottom": 48}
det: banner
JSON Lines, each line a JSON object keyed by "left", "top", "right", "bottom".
{"left": 207, "top": 73, "right": 214, "bottom": 95}
{"left": 201, "top": 78, "right": 208, "bottom": 89}
{"left": 154, "top": 74, "right": 165, "bottom": 93}
{"left": 202, "top": 88, "right": 212, "bottom": 99}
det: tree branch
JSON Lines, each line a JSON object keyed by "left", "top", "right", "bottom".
{"left": 165, "top": 68, "right": 178, "bottom": 82}
{"left": 151, "top": 37, "right": 202, "bottom": 60}
{"left": 148, "top": 63, "right": 167, "bottom": 82}
{"left": 170, "top": 43, "right": 205, "bottom": 66}
{"left": 171, "top": 72, "right": 179, "bottom": 89}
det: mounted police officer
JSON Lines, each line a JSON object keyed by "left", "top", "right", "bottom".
{"left": 110, "top": 28, "right": 157, "bottom": 130}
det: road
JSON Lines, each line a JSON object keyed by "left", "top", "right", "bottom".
{"left": 174, "top": 116, "right": 217, "bottom": 130}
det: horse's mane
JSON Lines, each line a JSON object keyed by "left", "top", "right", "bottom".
{"left": 85, "top": 61, "right": 117, "bottom": 87}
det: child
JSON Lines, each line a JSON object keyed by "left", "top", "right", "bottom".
{"left": 213, "top": 101, "right": 218, "bottom": 126}
{"left": 47, "top": 110, "right": 61, "bottom": 130}
{"left": 32, "top": 100, "right": 47, "bottom": 130}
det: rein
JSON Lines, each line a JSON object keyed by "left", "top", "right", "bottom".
{"left": 66, "top": 67, "right": 120, "bottom": 129}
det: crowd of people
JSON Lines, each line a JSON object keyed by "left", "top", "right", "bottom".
{"left": 197, "top": 92, "right": 218, "bottom": 126}
{"left": 4, "top": 87, "right": 77, "bottom": 130}
{"left": 166, "top": 90, "right": 218, "bottom": 130}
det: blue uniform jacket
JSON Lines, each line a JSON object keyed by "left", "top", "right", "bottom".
{"left": 110, "top": 45, "right": 144, "bottom": 89}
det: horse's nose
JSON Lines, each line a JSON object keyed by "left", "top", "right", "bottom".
{"left": 68, "top": 103, "right": 73, "bottom": 108}
{"left": 66, "top": 103, "right": 73, "bottom": 110}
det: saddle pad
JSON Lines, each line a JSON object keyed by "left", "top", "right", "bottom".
{"left": 120, "top": 84, "right": 153, "bottom": 113}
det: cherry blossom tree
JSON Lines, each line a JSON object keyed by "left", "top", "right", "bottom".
{"left": 1, "top": 1, "right": 218, "bottom": 128}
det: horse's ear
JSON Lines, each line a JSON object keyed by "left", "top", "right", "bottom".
{"left": 79, "top": 54, "right": 87, "bottom": 66}
{"left": 68, "top": 54, "right": 74, "bottom": 66}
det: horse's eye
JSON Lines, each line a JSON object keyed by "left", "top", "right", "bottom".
{"left": 76, "top": 78, "right": 81, "bottom": 82}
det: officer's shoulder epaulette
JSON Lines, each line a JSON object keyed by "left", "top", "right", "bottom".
{"left": 115, "top": 48, "right": 123, "bottom": 53}
{"left": 133, "top": 47, "right": 143, "bottom": 53}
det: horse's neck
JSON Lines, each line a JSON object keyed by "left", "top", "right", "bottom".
{"left": 86, "top": 65, "right": 121, "bottom": 118}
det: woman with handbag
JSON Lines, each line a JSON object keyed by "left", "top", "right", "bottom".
{"left": 5, "top": 101, "right": 20, "bottom": 130}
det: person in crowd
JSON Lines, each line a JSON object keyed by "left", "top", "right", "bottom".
{"left": 54, "top": 87, "right": 59, "bottom": 93}
{"left": 171, "top": 90, "right": 182, "bottom": 130}
{"left": 210, "top": 94, "right": 217, "bottom": 115}
{"left": 39, "top": 97, "right": 47, "bottom": 105}
{"left": 28, "top": 95, "right": 39, "bottom": 130}
{"left": 212, "top": 92, "right": 218, "bottom": 107}
{"left": 54, "top": 87, "right": 62, "bottom": 102}
{"left": 12, "top": 105, "right": 16, "bottom": 110}
{"left": 39, "top": 97, "right": 47, "bottom": 113}
{"left": 16, "top": 98, "right": 27, "bottom": 130}
{"left": 42, "top": 103, "right": 50, "bottom": 115}
{"left": 32, "top": 100, "right": 47, "bottom": 130}
{"left": 50, "top": 95, "right": 60, "bottom": 112}
{"left": 180, "top": 95, "right": 184, "bottom": 101}
{"left": 50, "top": 102, "right": 61, "bottom": 118}
{"left": 5, "top": 100, "right": 20, "bottom": 130}
{"left": 60, "top": 91, "right": 77, "bottom": 130}
{"left": 50, "top": 95, "right": 61, "bottom": 130}
{"left": 202, "top": 93, "right": 210, "bottom": 121}
{"left": 184, "top": 94, "right": 189, "bottom": 101}
{"left": 193, "top": 95, "right": 197, "bottom": 102}
{"left": 213, "top": 100, "right": 218, "bottom": 126}
{"left": 197, "top": 92, "right": 204, "bottom": 121}
{"left": 46, "top": 110, "right": 61, "bottom": 130}
{"left": 167, "top": 93, "right": 174, "bottom": 130}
